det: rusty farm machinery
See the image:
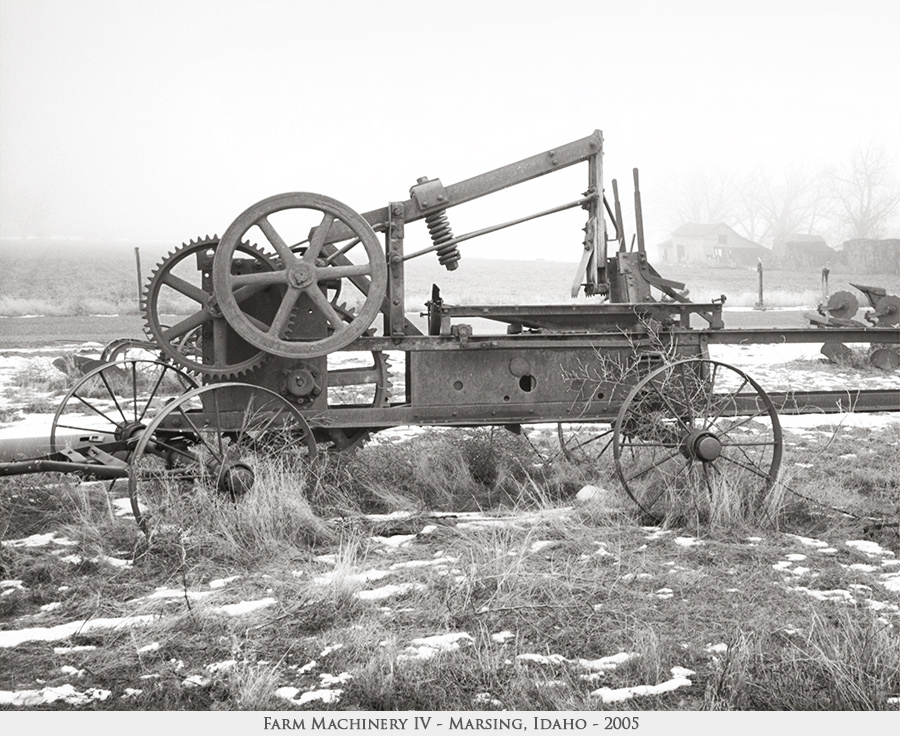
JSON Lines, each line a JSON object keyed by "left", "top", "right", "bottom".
{"left": 1, "top": 130, "right": 898, "bottom": 529}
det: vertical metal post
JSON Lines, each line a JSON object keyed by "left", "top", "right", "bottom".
{"left": 821, "top": 266, "right": 830, "bottom": 301}
{"left": 134, "top": 247, "right": 142, "bottom": 308}
{"left": 387, "top": 203, "right": 406, "bottom": 337}
{"left": 754, "top": 259, "right": 765, "bottom": 310}
{"left": 633, "top": 169, "right": 645, "bottom": 255}
{"left": 585, "top": 134, "right": 605, "bottom": 295}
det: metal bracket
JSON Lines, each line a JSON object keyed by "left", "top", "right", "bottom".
{"left": 409, "top": 177, "right": 449, "bottom": 213}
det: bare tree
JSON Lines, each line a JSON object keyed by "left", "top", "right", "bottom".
{"left": 828, "top": 144, "right": 900, "bottom": 240}
{"left": 663, "top": 165, "right": 741, "bottom": 230}
{"left": 751, "top": 164, "right": 829, "bottom": 245}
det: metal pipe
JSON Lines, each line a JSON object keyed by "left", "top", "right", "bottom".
{"left": 0, "top": 460, "right": 130, "bottom": 478}
{"left": 402, "top": 195, "right": 595, "bottom": 262}
{"left": 633, "top": 169, "right": 645, "bottom": 254}
{"left": 134, "top": 247, "right": 142, "bottom": 308}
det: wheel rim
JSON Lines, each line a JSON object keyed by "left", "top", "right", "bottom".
{"left": 50, "top": 359, "right": 198, "bottom": 456}
{"left": 128, "top": 383, "right": 318, "bottom": 533}
{"left": 212, "top": 192, "right": 387, "bottom": 359}
{"left": 613, "top": 359, "right": 782, "bottom": 518}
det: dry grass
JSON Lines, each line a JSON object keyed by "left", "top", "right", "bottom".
{"left": 1, "top": 419, "right": 899, "bottom": 711}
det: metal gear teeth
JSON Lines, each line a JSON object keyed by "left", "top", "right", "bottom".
{"left": 140, "top": 236, "right": 275, "bottom": 380}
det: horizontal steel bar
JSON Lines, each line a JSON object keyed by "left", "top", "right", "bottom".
{"left": 348, "top": 326, "right": 898, "bottom": 352}
{"left": 0, "top": 459, "right": 129, "bottom": 478}
{"left": 326, "top": 131, "right": 603, "bottom": 241}
{"left": 705, "top": 328, "right": 900, "bottom": 345}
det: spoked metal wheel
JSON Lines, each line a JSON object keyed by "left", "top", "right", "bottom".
{"left": 212, "top": 192, "right": 387, "bottom": 359}
{"left": 127, "top": 383, "right": 318, "bottom": 533}
{"left": 557, "top": 422, "right": 615, "bottom": 465}
{"left": 613, "top": 359, "right": 782, "bottom": 518}
{"left": 50, "top": 359, "right": 198, "bottom": 458}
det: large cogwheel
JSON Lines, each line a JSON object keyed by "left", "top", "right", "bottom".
{"left": 142, "top": 236, "right": 280, "bottom": 379}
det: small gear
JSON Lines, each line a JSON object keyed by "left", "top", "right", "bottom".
{"left": 142, "top": 236, "right": 279, "bottom": 379}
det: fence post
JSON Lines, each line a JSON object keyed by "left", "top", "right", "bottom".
{"left": 754, "top": 259, "right": 765, "bottom": 310}
{"left": 134, "top": 247, "right": 142, "bottom": 311}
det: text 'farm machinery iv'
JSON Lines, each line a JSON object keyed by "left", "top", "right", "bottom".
{"left": 2, "top": 130, "right": 898, "bottom": 531}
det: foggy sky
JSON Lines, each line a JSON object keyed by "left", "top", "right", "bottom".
{"left": 1, "top": 0, "right": 898, "bottom": 258}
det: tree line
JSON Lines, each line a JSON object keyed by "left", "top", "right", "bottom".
{"left": 662, "top": 144, "right": 900, "bottom": 247}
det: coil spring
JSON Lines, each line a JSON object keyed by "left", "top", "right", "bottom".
{"left": 425, "top": 210, "right": 460, "bottom": 271}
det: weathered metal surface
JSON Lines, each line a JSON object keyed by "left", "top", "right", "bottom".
{"left": 3, "top": 130, "right": 898, "bottom": 497}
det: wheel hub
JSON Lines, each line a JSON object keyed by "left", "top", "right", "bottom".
{"left": 116, "top": 421, "right": 147, "bottom": 442}
{"left": 218, "top": 462, "right": 255, "bottom": 498}
{"left": 287, "top": 261, "right": 315, "bottom": 289}
{"left": 684, "top": 430, "right": 722, "bottom": 462}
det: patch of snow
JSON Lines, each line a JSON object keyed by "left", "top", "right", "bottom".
{"left": 144, "top": 587, "right": 214, "bottom": 601}
{"left": 319, "top": 672, "right": 352, "bottom": 686}
{"left": 787, "top": 534, "right": 830, "bottom": 548}
{"left": 399, "top": 632, "right": 473, "bottom": 660}
{"left": 577, "top": 652, "right": 638, "bottom": 671}
{"left": 59, "top": 664, "right": 85, "bottom": 677}
{"left": 785, "top": 553, "right": 807, "bottom": 561}
{"left": 389, "top": 557, "right": 455, "bottom": 570}
{"left": 0, "top": 614, "right": 158, "bottom": 648}
{"left": 517, "top": 652, "right": 568, "bottom": 666}
{"left": 215, "top": 597, "right": 276, "bottom": 616}
{"left": 53, "top": 645, "right": 96, "bottom": 654}
{"left": 313, "top": 569, "right": 391, "bottom": 586}
{"left": 491, "top": 630, "right": 515, "bottom": 644}
{"left": 622, "top": 572, "right": 653, "bottom": 582}
{"left": 705, "top": 643, "right": 728, "bottom": 654}
{"left": 473, "top": 692, "right": 504, "bottom": 707}
{"left": 0, "top": 683, "right": 111, "bottom": 706}
{"left": 673, "top": 536, "right": 704, "bottom": 547}
{"left": 654, "top": 588, "right": 674, "bottom": 599}
{"left": 591, "top": 667, "right": 693, "bottom": 703}
{"left": 111, "top": 498, "right": 133, "bottom": 517}
{"left": 206, "top": 659, "right": 237, "bottom": 673}
{"left": 2, "top": 532, "right": 77, "bottom": 548}
{"left": 208, "top": 575, "right": 240, "bottom": 589}
{"left": 182, "top": 675, "right": 210, "bottom": 688}
{"left": 358, "top": 582, "right": 425, "bottom": 601}
{"left": 880, "top": 573, "right": 900, "bottom": 593}
{"left": 319, "top": 644, "right": 344, "bottom": 657}
{"left": 846, "top": 540, "right": 895, "bottom": 557}
{"left": 276, "top": 686, "right": 343, "bottom": 706}
{"left": 849, "top": 563, "right": 878, "bottom": 573}
{"left": 529, "top": 540, "right": 558, "bottom": 553}
{"left": 791, "top": 586, "right": 854, "bottom": 603}
{"left": 371, "top": 534, "right": 417, "bottom": 548}
{"left": 645, "top": 529, "right": 672, "bottom": 541}
{"left": 39, "top": 601, "right": 61, "bottom": 612}
{"left": 137, "top": 642, "right": 160, "bottom": 653}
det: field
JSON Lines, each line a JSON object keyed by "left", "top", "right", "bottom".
{"left": 0, "top": 239, "right": 898, "bottom": 712}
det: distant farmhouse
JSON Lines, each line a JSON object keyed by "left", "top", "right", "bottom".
{"left": 841, "top": 238, "right": 900, "bottom": 275}
{"left": 657, "top": 223, "right": 769, "bottom": 268}
{"left": 773, "top": 233, "right": 836, "bottom": 270}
